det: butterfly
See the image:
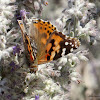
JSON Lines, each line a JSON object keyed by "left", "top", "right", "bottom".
{"left": 17, "top": 18, "right": 80, "bottom": 72}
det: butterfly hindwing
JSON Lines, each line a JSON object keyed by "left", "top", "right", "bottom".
{"left": 38, "top": 31, "right": 80, "bottom": 64}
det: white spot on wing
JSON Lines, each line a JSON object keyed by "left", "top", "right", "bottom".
{"left": 70, "top": 48, "right": 73, "bottom": 52}
{"left": 70, "top": 42, "right": 72, "bottom": 45}
{"left": 61, "top": 48, "right": 66, "bottom": 56}
{"left": 65, "top": 42, "right": 68, "bottom": 45}
{"left": 75, "top": 41, "right": 77, "bottom": 45}
{"left": 75, "top": 45, "right": 78, "bottom": 48}
{"left": 72, "top": 44, "right": 74, "bottom": 47}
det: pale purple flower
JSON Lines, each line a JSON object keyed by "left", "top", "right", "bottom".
{"left": 20, "top": 10, "right": 29, "bottom": 19}
{"left": 16, "top": 10, "right": 29, "bottom": 20}
{"left": 35, "top": 95, "right": 39, "bottom": 100}
{"left": 13, "top": 44, "right": 21, "bottom": 55}
{"left": 6, "top": 94, "right": 11, "bottom": 99}
{"left": 9, "top": 61, "right": 19, "bottom": 72}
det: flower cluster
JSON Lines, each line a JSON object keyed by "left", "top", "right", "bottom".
{"left": 56, "top": 0, "right": 98, "bottom": 44}
{"left": 0, "top": 0, "right": 17, "bottom": 34}
{"left": 22, "top": 0, "right": 48, "bottom": 15}
{"left": 0, "top": 1, "right": 21, "bottom": 99}
{"left": 0, "top": 0, "right": 99, "bottom": 100}
{"left": 0, "top": 0, "right": 20, "bottom": 73}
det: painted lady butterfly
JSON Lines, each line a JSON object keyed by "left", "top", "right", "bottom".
{"left": 17, "top": 19, "right": 80, "bottom": 72}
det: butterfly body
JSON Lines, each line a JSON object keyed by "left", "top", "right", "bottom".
{"left": 17, "top": 19, "right": 80, "bottom": 72}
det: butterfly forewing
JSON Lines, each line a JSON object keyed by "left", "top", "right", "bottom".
{"left": 29, "top": 19, "right": 57, "bottom": 60}
{"left": 17, "top": 20, "right": 37, "bottom": 66}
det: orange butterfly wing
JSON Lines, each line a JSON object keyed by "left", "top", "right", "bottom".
{"left": 17, "top": 20, "right": 37, "bottom": 67}
{"left": 29, "top": 19, "right": 56, "bottom": 61}
{"left": 18, "top": 19, "right": 80, "bottom": 72}
{"left": 29, "top": 19, "right": 80, "bottom": 64}
{"left": 38, "top": 31, "right": 80, "bottom": 64}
